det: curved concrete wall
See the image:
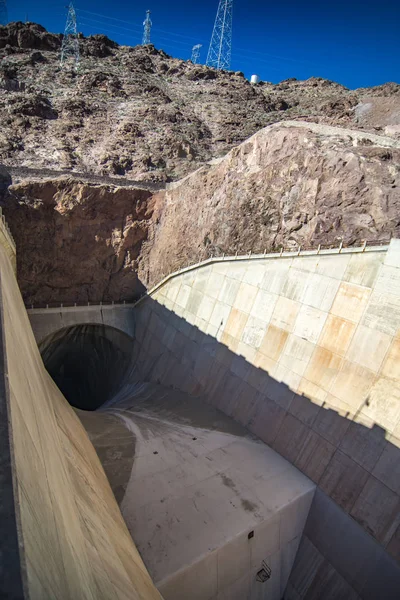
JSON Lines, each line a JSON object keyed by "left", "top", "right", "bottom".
{"left": 29, "top": 303, "right": 136, "bottom": 344}
{"left": 133, "top": 242, "right": 400, "bottom": 598}
{"left": 0, "top": 243, "right": 162, "bottom": 598}
{"left": 0, "top": 206, "right": 16, "bottom": 272}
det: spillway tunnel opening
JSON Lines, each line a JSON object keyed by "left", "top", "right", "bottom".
{"left": 39, "top": 324, "right": 134, "bottom": 411}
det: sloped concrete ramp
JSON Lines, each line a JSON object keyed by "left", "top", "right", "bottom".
{"left": 79, "top": 382, "right": 315, "bottom": 600}
{"left": 0, "top": 241, "right": 162, "bottom": 599}
{"left": 0, "top": 229, "right": 315, "bottom": 600}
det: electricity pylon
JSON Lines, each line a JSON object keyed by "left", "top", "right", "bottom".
{"left": 0, "top": 0, "right": 8, "bottom": 25}
{"left": 206, "top": 0, "right": 233, "bottom": 70}
{"left": 60, "top": 3, "right": 80, "bottom": 69}
{"left": 142, "top": 10, "right": 152, "bottom": 45}
{"left": 191, "top": 44, "right": 202, "bottom": 64}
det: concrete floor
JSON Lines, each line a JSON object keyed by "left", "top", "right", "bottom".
{"left": 80, "top": 382, "right": 315, "bottom": 600}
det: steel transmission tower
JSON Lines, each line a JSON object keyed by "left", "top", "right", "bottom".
{"left": 0, "top": 0, "right": 8, "bottom": 25}
{"left": 60, "top": 3, "right": 80, "bottom": 69}
{"left": 142, "top": 10, "right": 152, "bottom": 45}
{"left": 191, "top": 44, "right": 202, "bottom": 64}
{"left": 206, "top": 0, "right": 233, "bottom": 70}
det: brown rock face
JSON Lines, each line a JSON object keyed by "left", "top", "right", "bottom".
{"left": 0, "top": 22, "right": 62, "bottom": 51}
{"left": 141, "top": 122, "right": 400, "bottom": 287}
{"left": 5, "top": 179, "right": 156, "bottom": 304}
{"left": 0, "top": 22, "right": 399, "bottom": 183}
{"left": 4, "top": 122, "right": 400, "bottom": 305}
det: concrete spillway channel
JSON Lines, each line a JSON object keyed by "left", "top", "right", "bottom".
{"left": 0, "top": 241, "right": 162, "bottom": 600}
{"left": 4, "top": 230, "right": 400, "bottom": 598}
{"left": 36, "top": 317, "right": 315, "bottom": 600}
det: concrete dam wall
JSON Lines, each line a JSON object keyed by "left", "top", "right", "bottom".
{"left": 22, "top": 240, "right": 400, "bottom": 598}
{"left": 0, "top": 236, "right": 162, "bottom": 596}
{"left": 27, "top": 294, "right": 317, "bottom": 599}
{"left": 131, "top": 241, "right": 400, "bottom": 598}
{"left": 3, "top": 206, "right": 317, "bottom": 600}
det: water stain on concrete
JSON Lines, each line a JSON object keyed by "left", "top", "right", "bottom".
{"left": 220, "top": 473, "right": 260, "bottom": 513}
{"left": 220, "top": 473, "right": 236, "bottom": 490}
{"left": 241, "top": 498, "right": 259, "bottom": 513}
{"left": 77, "top": 409, "right": 136, "bottom": 506}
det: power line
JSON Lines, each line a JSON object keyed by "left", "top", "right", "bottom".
{"left": 77, "top": 8, "right": 204, "bottom": 43}
{"left": 78, "top": 14, "right": 300, "bottom": 73}
{"left": 0, "top": 0, "right": 8, "bottom": 25}
{"left": 75, "top": 6, "right": 389, "bottom": 74}
{"left": 77, "top": 22, "right": 141, "bottom": 48}
{"left": 79, "top": 12, "right": 316, "bottom": 68}
{"left": 78, "top": 16, "right": 192, "bottom": 49}
{"left": 76, "top": 7, "right": 339, "bottom": 76}
{"left": 79, "top": 17, "right": 143, "bottom": 35}
{"left": 60, "top": 2, "right": 79, "bottom": 69}
{"left": 142, "top": 10, "right": 152, "bottom": 45}
{"left": 207, "top": 0, "right": 233, "bottom": 70}
{"left": 67, "top": 16, "right": 293, "bottom": 77}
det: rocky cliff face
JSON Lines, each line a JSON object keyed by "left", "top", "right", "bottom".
{"left": 1, "top": 22, "right": 400, "bottom": 304}
{"left": 5, "top": 178, "right": 156, "bottom": 304}
{"left": 141, "top": 122, "right": 400, "bottom": 287}
{"left": 1, "top": 22, "right": 399, "bottom": 183}
{"left": 5, "top": 122, "right": 400, "bottom": 305}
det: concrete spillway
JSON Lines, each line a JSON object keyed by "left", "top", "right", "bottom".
{"left": 80, "top": 383, "right": 315, "bottom": 600}
{"left": 128, "top": 241, "right": 400, "bottom": 598}
{"left": 0, "top": 219, "right": 315, "bottom": 599}
{"left": 5, "top": 228, "right": 400, "bottom": 598}
{"left": 0, "top": 240, "right": 163, "bottom": 600}
{"left": 29, "top": 241, "right": 400, "bottom": 598}
{"left": 34, "top": 301, "right": 315, "bottom": 599}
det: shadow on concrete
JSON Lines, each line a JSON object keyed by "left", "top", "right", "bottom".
{"left": 37, "top": 295, "right": 400, "bottom": 598}
{"left": 77, "top": 409, "right": 136, "bottom": 506}
{"left": 130, "top": 296, "right": 400, "bottom": 598}
{"left": 40, "top": 324, "right": 135, "bottom": 410}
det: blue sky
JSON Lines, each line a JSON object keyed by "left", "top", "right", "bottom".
{"left": 8, "top": 0, "right": 400, "bottom": 88}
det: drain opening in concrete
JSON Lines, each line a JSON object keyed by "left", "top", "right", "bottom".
{"left": 256, "top": 560, "right": 272, "bottom": 583}
{"left": 39, "top": 324, "right": 134, "bottom": 410}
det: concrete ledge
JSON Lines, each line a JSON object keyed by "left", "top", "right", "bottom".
{"left": 135, "top": 243, "right": 390, "bottom": 308}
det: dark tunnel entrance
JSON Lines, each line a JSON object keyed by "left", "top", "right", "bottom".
{"left": 40, "top": 324, "right": 134, "bottom": 410}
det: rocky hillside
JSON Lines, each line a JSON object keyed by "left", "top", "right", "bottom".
{"left": 1, "top": 22, "right": 399, "bottom": 305}
{"left": 1, "top": 21, "right": 399, "bottom": 182}
{"left": 4, "top": 121, "right": 400, "bottom": 305}
{"left": 5, "top": 178, "right": 157, "bottom": 304}
{"left": 142, "top": 121, "right": 400, "bottom": 288}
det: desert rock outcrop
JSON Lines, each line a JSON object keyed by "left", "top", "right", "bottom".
{"left": 5, "top": 178, "right": 156, "bottom": 304}
{"left": 4, "top": 122, "right": 400, "bottom": 304}
{"left": 0, "top": 22, "right": 399, "bottom": 183}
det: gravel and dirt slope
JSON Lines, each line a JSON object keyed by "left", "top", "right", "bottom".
{"left": 1, "top": 21, "right": 399, "bottom": 183}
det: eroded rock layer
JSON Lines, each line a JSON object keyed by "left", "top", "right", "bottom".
{"left": 142, "top": 122, "right": 400, "bottom": 288}
{"left": 4, "top": 178, "right": 157, "bottom": 304}
{"left": 4, "top": 122, "right": 400, "bottom": 304}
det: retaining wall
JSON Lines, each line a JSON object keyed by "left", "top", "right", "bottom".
{"left": 132, "top": 240, "right": 400, "bottom": 598}
{"left": 0, "top": 233, "right": 161, "bottom": 597}
{"left": 29, "top": 303, "right": 136, "bottom": 345}
{"left": 3, "top": 165, "right": 165, "bottom": 191}
{"left": 0, "top": 206, "right": 16, "bottom": 272}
